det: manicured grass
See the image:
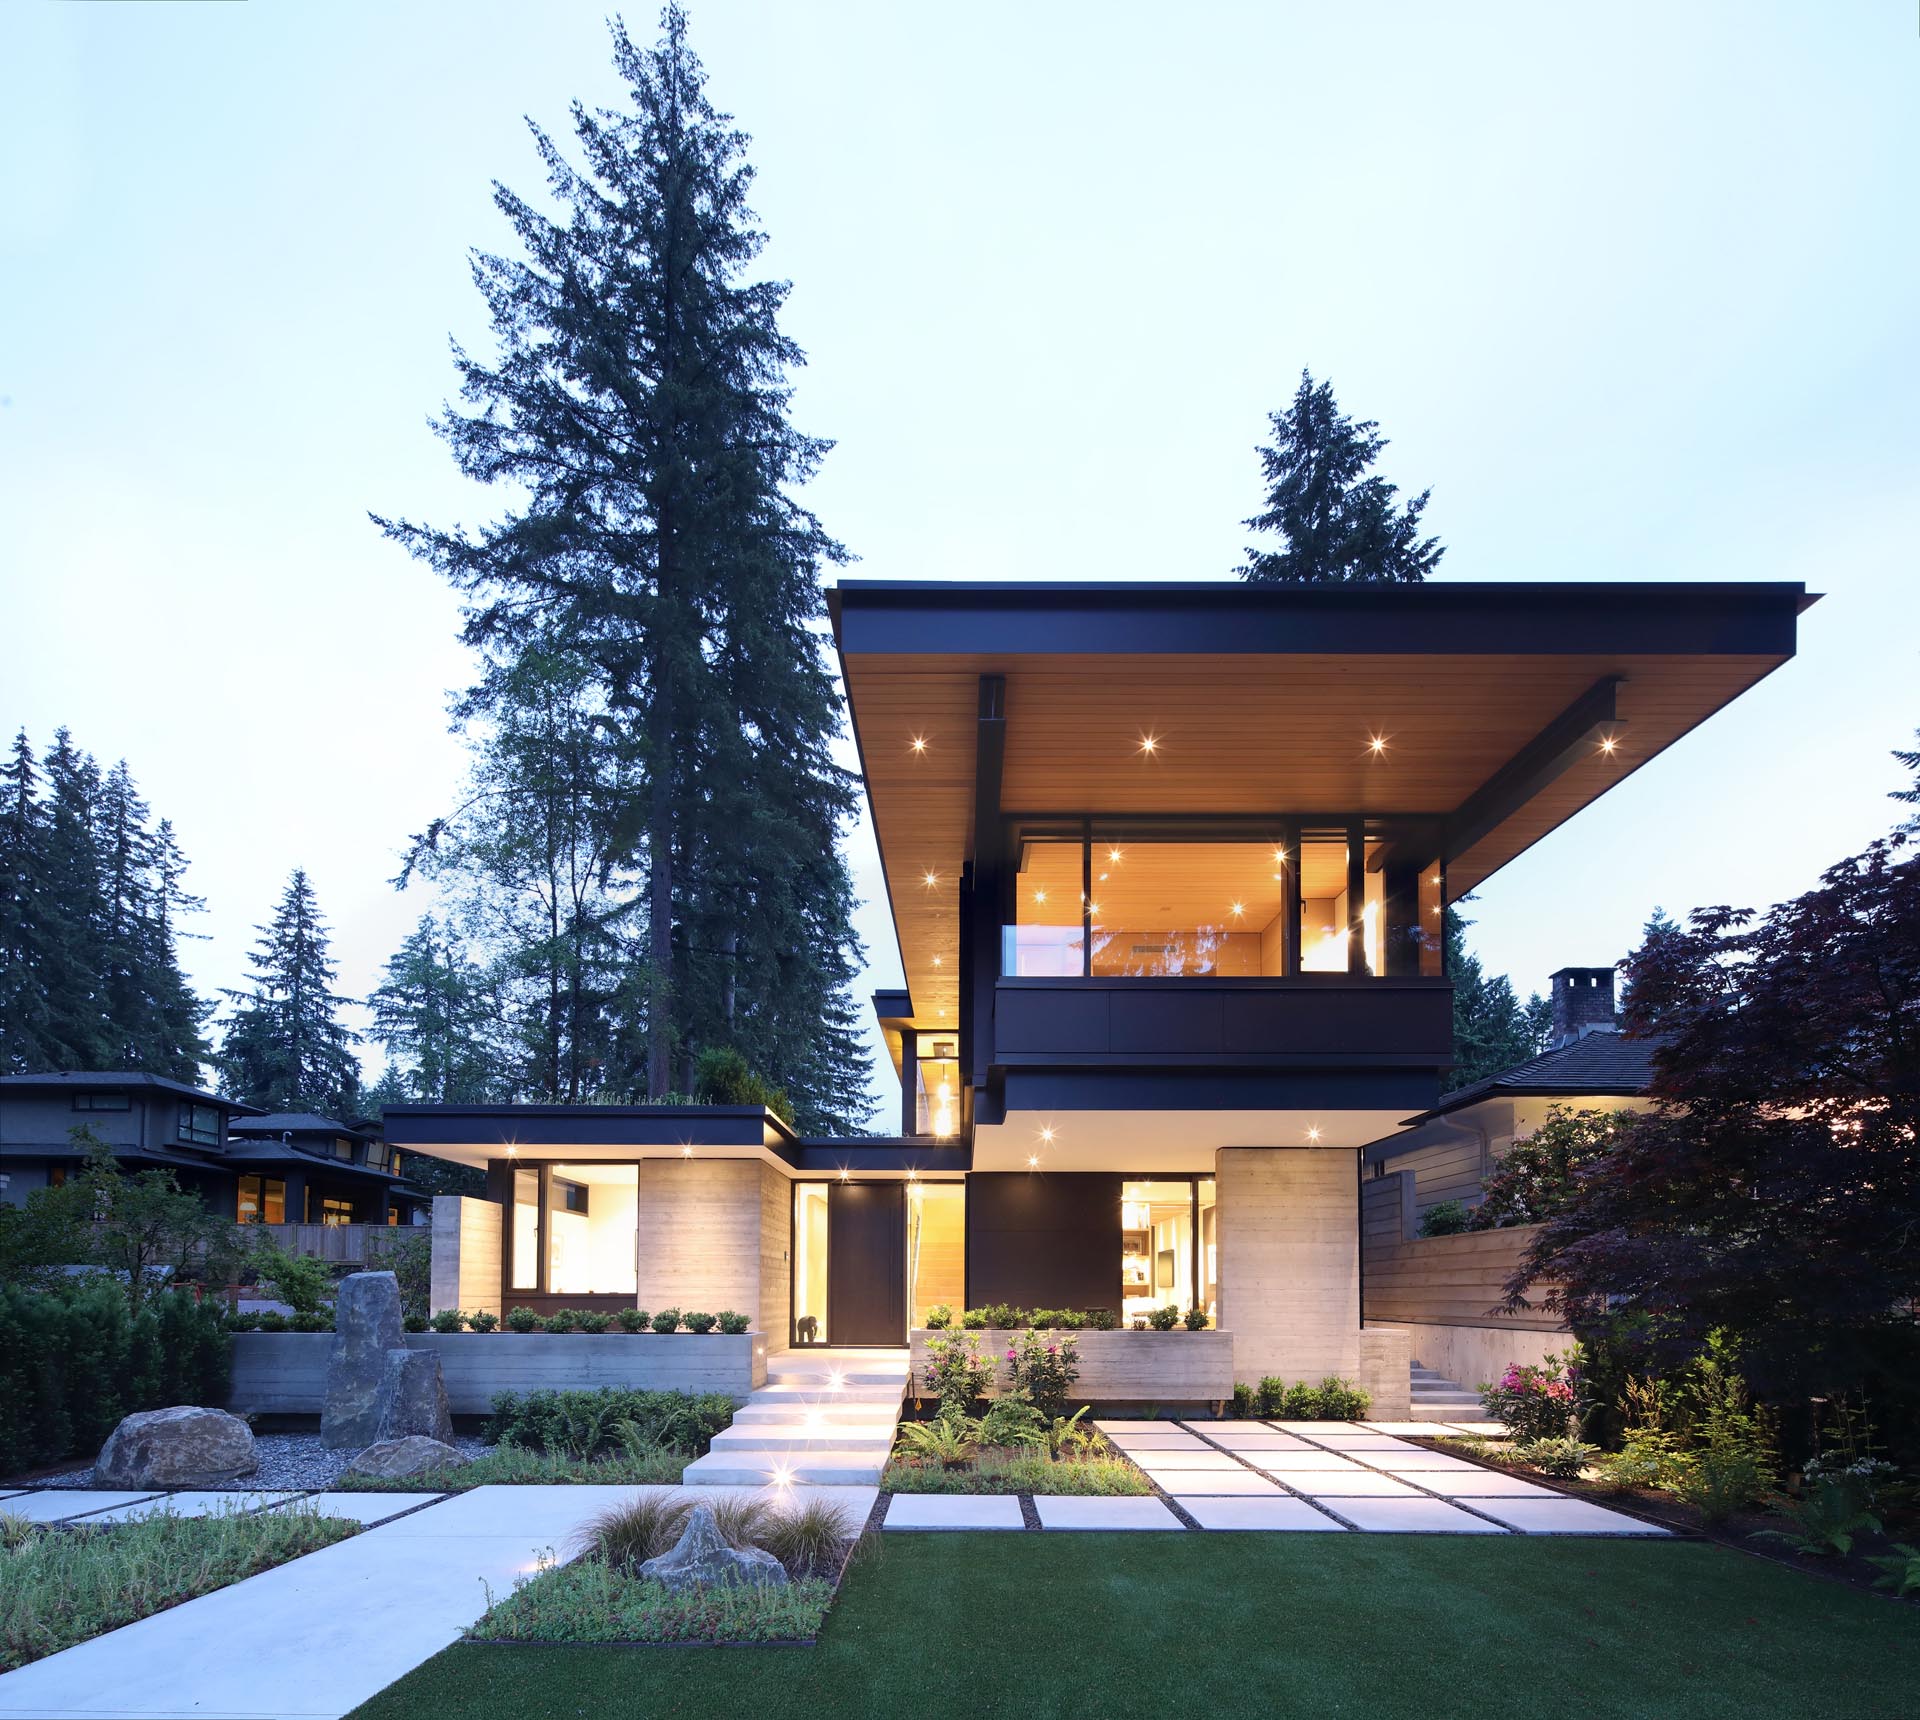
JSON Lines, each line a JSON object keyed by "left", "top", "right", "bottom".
{"left": 883, "top": 1451, "right": 1150, "bottom": 1494}
{"left": 347, "top": 1534, "right": 1920, "bottom": 1720}
{"left": 470, "top": 1558, "right": 836, "bottom": 1644}
{"left": 0, "top": 1506, "right": 357, "bottom": 1671}
{"left": 335, "top": 1444, "right": 688, "bottom": 1491}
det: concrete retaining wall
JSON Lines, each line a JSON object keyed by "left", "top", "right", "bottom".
{"left": 1369, "top": 1321, "right": 1565, "bottom": 1393}
{"left": 908, "top": 1328, "right": 1235, "bottom": 1405}
{"left": 227, "top": 1331, "right": 767, "bottom": 1416}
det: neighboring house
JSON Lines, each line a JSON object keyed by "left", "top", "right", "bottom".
{"left": 225, "top": 1113, "right": 430, "bottom": 1228}
{"left": 0, "top": 1073, "right": 427, "bottom": 1229}
{"left": 1359, "top": 965, "right": 1661, "bottom": 1387}
{"left": 387, "top": 577, "right": 1808, "bottom": 1410}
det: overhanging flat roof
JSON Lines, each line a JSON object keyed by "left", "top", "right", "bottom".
{"left": 832, "top": 579, "right": 1812, "bottom": 1037}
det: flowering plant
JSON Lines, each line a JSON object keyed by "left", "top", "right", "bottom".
{"left": 922, "top": 1330, "right": 994, "bottom": 1418}
{"left": 1008, "top": 1328, "right": 1080, "bottom": 1421}
{"left": 1479, "top": 1350, "right": 1582, "bottom": 1442}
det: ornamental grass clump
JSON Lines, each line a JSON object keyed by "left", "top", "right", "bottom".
{"left": 581, "top": 1494, "right": 694, "bottom": 1571}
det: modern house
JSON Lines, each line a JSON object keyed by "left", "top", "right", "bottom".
{"left": 0, "top": 1073, "right": 427, "bottom": 1229}
{"left": 1358, "top": 964, "right": 1660, "bottom": 1392}
{"left": 390, "top": 578, "right": 1809, "bottom": 1411}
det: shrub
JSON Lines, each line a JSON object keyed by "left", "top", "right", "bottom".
{"left": 1515, "top": 1436, "right": 1599, "bottom": 1478}
{"left": 1480, "top": 1351, "right": 1581, "bottom": 1442}
{"left": 1469, "top": 1104, "right": 1636, "bottom": 1230}
{"left": 1600, "top": 1431, "right": 1686, "bottom": 1490}
{"left": 1183, "top": 1307, "right": 1210, "bottom": 1331}
{"left": 1312, "top": 1377, "right": 1371, "bottom": 1418}
{"left": 384, "top": 1230, "right": 433, "bottom": 1323}
{"left": 1084, "top": 1308, "right": 1119, "bottom": 1331}
{"left": 504, "top": 1307, "right": 540, "bottom": 1334}
{"left": 681, "top": 1312, "right": 716, "bottom": 1334}
{"left": 247, "top": 1237, "right": 336, "bottom": 1318}
{"left": 1231, "top": 1382, "right": 1257, "bottom": 1418}
{"left": 1261, "top": 1376, "right": 1371, "bottom": 1420}
{"left": 253, "top": 1311, "right": 289, "bottom": 1332}
{"left": 1147, "top": 1304, "right": 1181, "bottom": 1331}
{"left": 1006, "top": 1328, "right": 1080, "bottom": 1421}
{"left": 542, "top": 1311, "right": 577, "bottom": 1334}
{"left": 429, "top": 1310, "right": 465, "bottom": 1334}
{"left": 715, "top": 1311, "right": 749, "bottom": 1335}
{"left": 757, "top": 1496, "right": 854, "bottom": 1579}
{"left": 576, "top": 1312, "right": 613, "bottom": 1335}
{"left": 960, "top": 1309, "right": 988, "bottom": 1330}
{"left": 979, "top": 1389, "right": 1048, "bottom": 1450}
{"left": 924, "top": 1305, "right": 953, "bottom": 1330}
{"left": 485, "top": 1387, "right": 734, "bottom": 1458}
{"left": 291, "top": 1311, "right": 334, "bottom": 1333}
{"left": 0, "top": 1284, "right": 230, "bottom": 1483}
{"left": 466, "top": 1310, "right": 499, "bottom": 1333}
{"left": 1255, "top": 1376, "right": 1287, "bottom": 1416}
{"left": 225, "top": 1311, "right": 258, "bottom": 1332}
{"left": 922, "top": 1330, "right": 994, "bottom": 1417}
{"left": 1417, "top": 1199, "right": 1471, "bottom": 1238}
{"left": 650, "top": 1309, "right": 681, "bottom": 1335}
{"left": 615, "top": 1308, "right": 650, "bottom": 1334}
{"left": 1751, "top": 1475, "right": 1882, "bottom": 1558}
{"left": 581, "top": 1494, "right": 691, "bottom": 1572}
{"left": 402, "top": 1314, "right": 428, "bottom": 1333}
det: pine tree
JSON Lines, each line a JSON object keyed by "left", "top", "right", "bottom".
{"left": 1239, "top": 370, "right": 1444, "bottom": 585}
{"left": 141, "top": 819, "right": 213, "bottom": 1079}
{"left": 368, "top": 913, "right": 505, "bottom": 1102}
{"left": 1445, "top": 908, "right": 1550, "bottom": 1088}
{"left": 37, "top": 729, "right": 112, "bottom": 1067}
{"left": 219, "top": 868, "right": 361, "bottom": 1113}
{"left": 1894, "top": 729, "right": 1920, "bottom": 830}
{"left": 0, "top": 730, "right": 55, "bottom": 1071}
{"left": 376, "top": 7, "right": 869, "bottom": 1125}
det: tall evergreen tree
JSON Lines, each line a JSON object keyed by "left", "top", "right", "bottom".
{"left": 37, "top": 729, "right": 111, "bottom": 1066}
{"left": 140, "top": 818, "right": 214, "bottom": 1078}
{"left": 1239, "top": 370, "right": 1444, "bottom": 584}
{"left": 1445, "top": 908, "right": 1550, "bottom": 1087}
{"left": 0, "top": 730, "right": 55, "bottom": 1071}
{"left": 1894, "top": 727, "right": 1920, "bottom": 830}
{"left": 219, "top": 868, "right": 361, "bottom": 1113}
{"left": 376, "top": 7, "right": 870, "bottom": 1130}
{"left": 367, "top": 913, "right": 505, "bottom": 1102}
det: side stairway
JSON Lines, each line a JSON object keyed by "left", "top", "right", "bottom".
{"left": 681, "top": 1347, "right": 911, "bottom": 1486}
{"left": 1410, "top": 1362, "right": 1486, "bottom": 1419}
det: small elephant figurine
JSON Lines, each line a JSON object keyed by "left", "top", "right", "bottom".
{"left": 797, "top": 1314, "right": 819, "bottom": 1344}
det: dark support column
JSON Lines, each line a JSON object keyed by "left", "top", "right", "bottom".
{"left": 1384, "top": 859, "right": 1420, "bottom": 976}
{"left": 1346, "top": 818, "right": 1368, "bottom": 975}
{"left": 967, "top": 676, "right": 1007, "bottom": 1118}
{"left": 283, "top": 1171, "right": 308, "bottom": 1226}
{"left": 899, "top": 1027, "right": 918, "bottom": 1137}
{"left": 1280, "top": 817, "right": 1301, "bottom": 977}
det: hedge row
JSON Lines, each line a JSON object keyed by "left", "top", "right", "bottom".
{"left": 0, "top": 1282, "right": 232, "bottom": 1477}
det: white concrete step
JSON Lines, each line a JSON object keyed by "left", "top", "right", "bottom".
{"left": 683, "top": 1449, "right": 887, "bottom": 1486}
{"left": 710, "top": 1426, "right": 894, "bottom": 1456}
{"left": 764, "top": 1367, "right": 909, "bottom": 1389}
{"left": 733, "top": 1401, "right": 898, "bottom": 1426}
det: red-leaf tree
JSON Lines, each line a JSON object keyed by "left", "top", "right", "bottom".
{"left": 1506, "top": 834, "right": 1920, "bottom": 1434}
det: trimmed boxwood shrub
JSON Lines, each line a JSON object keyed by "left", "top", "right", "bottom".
{"left": 504, "top": 1307, "right": 540, "bottom": 1333}
{"left": 0, "top": 1283, "right": 231, "bottom": 1477}
{"left": 616, "top": 1308, "right": 650, "bottom": 1333}
{"left": 681, "top": 1312, "right": 716, "bottom": 1334}
{"left": 650, "top": 1309, "right": 681, "bottom": 1334}
{"left": 715, "top": 1311, "right": 749, "bottom": 1335}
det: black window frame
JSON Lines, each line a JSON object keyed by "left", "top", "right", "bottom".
{"left": 71, "top": 1092, "right": 130, "bottom": 1113}
{"left": 178, "top": 1103, "right": 223, "bottom": 1146}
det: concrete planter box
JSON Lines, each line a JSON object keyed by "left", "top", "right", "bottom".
{"left": 227, "top": 1331, "right": 767, "bottom": 1417}
{"left": 908, "top": 1327, "right": 1234, "bottom": 1405}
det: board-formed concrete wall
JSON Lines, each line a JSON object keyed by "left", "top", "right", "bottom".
{"left": 908, "top": 1328, "right": 1235, "bottom": 1404}
{"left": 637, "top": 1159, "right": 786, "bottom": 1341}
{"left": 430, "top": 1195, "right": 502, "bottom": 1319}
{"left": 227, "top": 1331, "right": 767, "bottom": 1415}
{"left": 1215, "top": 1146, "right": 1360, "bottom": 1386}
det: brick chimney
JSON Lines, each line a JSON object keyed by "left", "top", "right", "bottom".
{"left": 1548, "top": 966, "right": 1617, "bottom": 1048}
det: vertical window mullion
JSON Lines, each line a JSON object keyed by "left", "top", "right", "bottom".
{"left": 1081, "top": 820, "right": 1092, "bottom": 978}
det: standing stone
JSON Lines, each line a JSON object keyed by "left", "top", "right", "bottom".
{"left": 638, "top": 1503, "right": 789, "bottom": 1591}
{"left": 375, "top": 1348, "right": 454, "bottom": 1445}
{"left": 94, "top": 1406, "right": 257, "bottom": 1487}
{"left": 321, "top": 1271, "right": 404, "bottom": 1449}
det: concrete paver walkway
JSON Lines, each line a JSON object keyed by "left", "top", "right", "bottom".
{"left": 0, "top": 1481, "right": 879, "bottom": 1720}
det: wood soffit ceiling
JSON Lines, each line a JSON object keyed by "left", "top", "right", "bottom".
{"left": 843, "top": 647, "right": 1792, "bottom": 1034}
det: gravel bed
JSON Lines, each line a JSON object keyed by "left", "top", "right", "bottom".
{"left": 33, "top": 1430, "right": 493, "bottom": 1491}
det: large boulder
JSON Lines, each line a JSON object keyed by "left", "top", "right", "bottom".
{"left": 322, "top": 1271, "right": 405, "bottom": 1449}
{"left": 344, "top": 1434, "right": 468, "bottom": 1480}
{"left": 638, "top": 1503, "right": 789, "bottom": 1592}
{"left": 375, "top": 1348, "right": 453, "bottom": 1445}
{"left": 94, "top": 1406, "right": 257, "bottom": 1488}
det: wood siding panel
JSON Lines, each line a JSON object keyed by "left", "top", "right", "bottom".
{"left": 1362, "top": 1224, "right": 1563, "bottom": 1332}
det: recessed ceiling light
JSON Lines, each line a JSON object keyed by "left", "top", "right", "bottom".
{"left": 1306, "top": 1125, "right": 1322, "bottom": 1144}
{"left": 1273, "top": 848, "right": 1287, "bottom": 865}
{"left": 1229, "top": 901, "right": 1245, "bottom": 916}
{"left": 1108, "top": 847, "right": 1124, "bottom": 863}
{"left": 1027, "top": 1154, "right": 1039, "bottom": 1169}
{"left": 1138, "top": 734, "right": 1159, "bottom": 756}
{"left": 1039, "top": 1125, "right": 1055, "bottom": 1144}
{"left": 910, "top": 735, "right": 928, "bottom": 754}
{"left": 1599, "top": 733, "right": 1619, "bottom": 755}
{"left": 932, "top": 955, "right": 943, "bottom": 967}
{"left": 1367, "top": 734, "right": 1388, "bottom": 756}
{"left": 923, "top": 870, "right": 939, "bottom": 888}
{"left": 1034, "top": 889, "right": 1047, "bottom": 903}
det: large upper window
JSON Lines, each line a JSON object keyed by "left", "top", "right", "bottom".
{"left": 1005, "top": 824, "right": 1445, "bottom": 980}
{"left": 178, "top": 1103, "right": 223, "bottom": 1146}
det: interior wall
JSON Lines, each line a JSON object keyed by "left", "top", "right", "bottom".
{"left": 909, "top": 1183, "right": 966, "bottom": 1325}
{"left": 758, "top": 1162, "right": 791, "bottom": 1354}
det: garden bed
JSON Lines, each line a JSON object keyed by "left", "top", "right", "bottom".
{"left": 883, "top": 1450, "right": 1150, "bottom": 1495}
{"left": 909, "top": 1327, "right": 1232, "bottom": 1404}
{"left": 465, "top": 1492, "right": 863, "bottom": 1647}
{"left": 0, "top": 1505, "right": 358, "bottom": 1671}
{"left": 1421, "top": 1436, "right": 1919, "bottom": 1602}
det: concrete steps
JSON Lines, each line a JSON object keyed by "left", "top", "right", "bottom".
{"left": 682, "top": 1349, "right": 910, "bottom": 1486}
{"left": 1410, "top": 1363, "right": 1486, "bottom": 1415}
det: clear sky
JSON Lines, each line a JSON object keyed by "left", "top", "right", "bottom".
{"left": 2, "top": 2, "right": 1914, "bottom": 1117}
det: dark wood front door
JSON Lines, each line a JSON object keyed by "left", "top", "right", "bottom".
{"left": 828, "top": 1182, "right": 906, "bottom": 1346}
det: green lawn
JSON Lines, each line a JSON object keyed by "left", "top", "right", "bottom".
{"left": 347, "top": 1533, "right": 1919, "bottom": 1720}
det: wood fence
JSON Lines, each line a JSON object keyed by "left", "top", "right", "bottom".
{"left": 233, "top": 1222, "right": 425, "bottom": 1264}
